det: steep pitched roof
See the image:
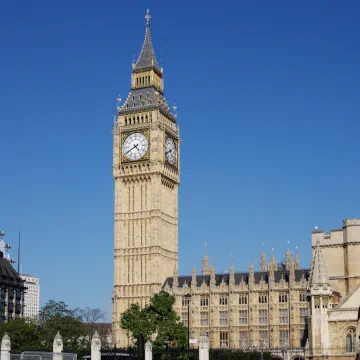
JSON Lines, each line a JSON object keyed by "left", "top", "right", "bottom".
{"left": 133, "top": 10, "right": 161, "bottom": 75}
{"left": 0, "top": 252, "right": 26, "bottom": 288}
{"left": 336, "top": 283, "right": 360, "bottom": 309}
{"left": 163, "top": 269, "right": 310, "bottom": 288}
{"left": 309, "top": 240, "right": 329, "bottom": 286}
{"left": 118, "top": 87, "right": 176, "bottom": 122}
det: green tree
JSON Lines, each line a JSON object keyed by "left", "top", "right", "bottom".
{"left": 120, "top": 290, "right": 187, "bottom": 348}
{"left": 0, "top": 318, "right": 40, "bottom": 351}
{"left": 38, "top": 300, "right": 88, "bottom": 351}
{"left": 39, "top": 300, "right": 73, "bottom": 321}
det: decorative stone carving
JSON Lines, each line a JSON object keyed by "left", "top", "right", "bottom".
{"left": 199, "top": 334, "right": 209, "bottom": 360}
{"left": 91, "top": 331, "right": 101, "bottom": 360}
{"left": 91, "top": 331, "right": 101, "bottom": 351}
{"left": 1, "top": 333, "right": 11, "bottom": 360}
{"left": 145, "top": 341, "right": 152, "bottom": 360}
{"left": 1, "top": 333, "right": 11, "bottom": 352}
{"left": 145, "top": 341, "right": 152, "bottom": 352}
{"left": 53, "top": 331, "right": 63, "bottom": 353}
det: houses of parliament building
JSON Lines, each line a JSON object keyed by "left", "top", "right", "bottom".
{"left": 112, "top": 11, "right": 360, "bottom": 359}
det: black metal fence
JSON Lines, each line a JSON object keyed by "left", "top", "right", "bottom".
{"left": 99, "top": 347, "right": 140, "bottom": 360}
{"left": 85, "top": 347, "right": 272, "bottom": 360}
{"left": 152, "top": 347, "right": 198, "bottom": 360}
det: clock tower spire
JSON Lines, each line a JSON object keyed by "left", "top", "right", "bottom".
{"left": 112, "top": 10, "right": 180, "bottom": 347}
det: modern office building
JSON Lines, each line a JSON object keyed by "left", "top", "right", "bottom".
{"left": 21, "top": 274, "right": 40, "bottom": 319}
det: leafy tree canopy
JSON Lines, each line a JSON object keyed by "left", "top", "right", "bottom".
{"left": 120, "top": 290, "right": 187, "bottom": 348}
{"left": 39, "top": 300, "right": 73, "bottom": 321}
{"left": 0, "top": 301, "right": 106, "bottom": 354}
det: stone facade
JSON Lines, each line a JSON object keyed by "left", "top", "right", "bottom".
{"left": 311, "top": 219, "right": 360, "bottom": 297}
{"left": 112, "top": 11, "right": 180, "bottom": 347}
{"left": 163, "top": 248, "right": 310, "bottom": 350}
{"left": 307, "top": 219, "right": 360, "bottom": 360}
{"left": 111, "top": 11, "right": 360, "bottom": 357}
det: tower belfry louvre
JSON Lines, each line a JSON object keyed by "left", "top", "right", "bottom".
{"left": 112, "top": 10, "right": 180, "bottom": 347}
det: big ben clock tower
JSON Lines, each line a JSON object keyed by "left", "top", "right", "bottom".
{"left": 112, "top": 10, "right": 180, "bottom": 346}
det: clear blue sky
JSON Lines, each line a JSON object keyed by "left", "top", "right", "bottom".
{"left": 1, "top": 1, "right": 359, "bottom": 320}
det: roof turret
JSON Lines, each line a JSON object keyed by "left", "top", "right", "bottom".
{"left": 309, "top": 240, "right": 330, "bottom": 288}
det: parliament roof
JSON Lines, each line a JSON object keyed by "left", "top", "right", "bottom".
{"left": 0, "top": 252, "right": 26, "bottom": 289}
{"left": 164, "top": 269, "right": 310, "bottom": 288}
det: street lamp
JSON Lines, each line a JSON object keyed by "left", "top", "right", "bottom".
{"left": 185, "top": 293, "right": 192, "bottom": 359}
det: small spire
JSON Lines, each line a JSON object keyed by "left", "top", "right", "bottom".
{"left": 145, "top": 9, "right": 151, "bottom": 26}
{"left": 173, "top": 265, "right": 178, "bottom": 288}
{"left": 310, "top": 240, "right": 330, "bottom": 288}
{"left": 134, "top": 9, "right": 160, "bottom": 73}
{"left": 295, "top": 246, "right": 300, "bottom": 270}
{"left": 260, "top": 245, "right": 267, "bottom": 272}
{"left": 192, "top": 266, "right": 196, "bottom": 288}
{"left": 210, "top": 265, "right": 216, "bottom": 286}
{"left": 249, "top": 258, "right": 255, "bottom": 287}
{"left": 249, "top": 257, "right": 254, "bottom": 271}
{"left": 202, "top": 242, "right": 209, "bottom": 276}
{"left": 269, "top": 248, "right": 277, "bottom": 269}
{"left": 285, "top": 241, "right": 293, "bottom": 271}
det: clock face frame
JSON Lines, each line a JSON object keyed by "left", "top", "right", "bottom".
{"left": 122, "top": 131, "right": 149, "bottom": 162}
{"left": 165, "top": 135, "right": 177, "bottom": 166}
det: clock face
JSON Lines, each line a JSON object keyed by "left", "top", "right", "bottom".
{"left": 123, "top": 132, "right": 148, "bottom": 161}
{"left": 165, "top": 136, "right": 176, "bottom": 165}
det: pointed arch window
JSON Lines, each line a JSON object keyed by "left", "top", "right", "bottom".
{"left": 345, "top": 328, "right": 356, "bottom": 352}
{"left": 346, "top": 334, "right": 352, "bottom": 352}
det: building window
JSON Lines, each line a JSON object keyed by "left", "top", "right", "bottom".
{"left": 260, "top": 330, "right": 268, "bottom": 346}
{"left": 219, "top": 295, "right": 228, "bottom": 305}
{"left": 240, "top": 331, "right": 248, "bottom": 347}
{"left": 239, "top": 310, "right": 248, "bottom": 324}
{"left": 280, "top": 330, "right": 288, "bottom": 348}
{"left": 220, "top": 332, "right": 228, "bottom": 348}
{"left": 182, "top": 296, "right": 190, "bottom": 307}
{"left": 300, "top": 329, "right": 307, "bottom": 347}
{"left": 279, "top": 293, "right": 288, "bottom": 303}
{"left": 219, "top": 311, "right": 228, "bottom": 326}
{"left": 314, "top": 297, "right": 320, "bottom": 309}
{"left": 181, "top": 312, "right": 188, "bottom": 327}
{"left": 200, "top": 312, "right": 208, "bottom": 326}
{"left": 345, "top": 329, "right": 356, "bottom": 352}
{"left": 299, "top": 293, "right": 307, "bottom": 302}
{"left": 259, "top": 294, "right": 268, "bottom": 304}
{"left": 300, "top": 308, "right": 308, "bottom": 324}
{"left": 200, "top": 297, "right": 209, "bottom": 306}
{"left": 346, "top": 334, "right": 352, "bottom": 352}
{"left": 239, "top": 295, "right": 248, "bottom": 305}
{"left": 322, "top": 298, "right": 328, "bottom": 308}
{"left": 279, "top": 309, "right": 288, "bottom": 324}
{"left": 259, "top": 309, "right": 268, "bottom": 324}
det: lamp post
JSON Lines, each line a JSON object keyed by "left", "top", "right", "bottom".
{"left": 185, "top": 293, "right": 192, "bottom": 359}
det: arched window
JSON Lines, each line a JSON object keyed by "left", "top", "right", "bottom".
{"left": 346, "top": 334, "right": 352, "bottom": 352}
{"left": 344, "top": 328, "right": 356, "bottom": 352}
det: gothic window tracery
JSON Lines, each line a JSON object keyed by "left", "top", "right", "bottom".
{"left": 345, "top": 328, "right": 356, "bottom": 352}
{"left": 239, "top": 295, "right": 247, "bottom": 305}
{"left": 219, "top": 295, "right": 228, "bottom": 305}
{"left": 259, "top": 294, "right": 268, "bottom": 304}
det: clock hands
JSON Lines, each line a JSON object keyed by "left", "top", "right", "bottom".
{"left": 125, "top": 143, "right": 140, "bottom": 155}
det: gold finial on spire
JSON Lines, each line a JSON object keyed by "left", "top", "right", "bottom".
{"left": 145, "top": 9, "right": 151, "bottom": 26}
